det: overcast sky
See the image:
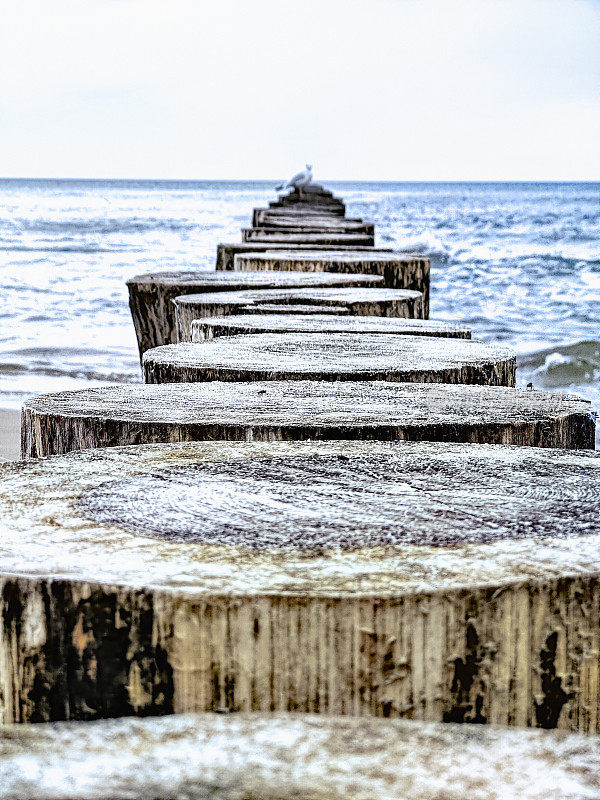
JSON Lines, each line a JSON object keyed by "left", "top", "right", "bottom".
{"left": 1, "top": 0, "right": 599, "bottom": 180}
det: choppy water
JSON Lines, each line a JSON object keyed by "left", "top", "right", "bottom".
{"left": 0, "top": 179, "right": 598, "bottom": 439}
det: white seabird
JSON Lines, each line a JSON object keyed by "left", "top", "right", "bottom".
{"left": 276, "top": 164, "right": 313, "bottom": 195}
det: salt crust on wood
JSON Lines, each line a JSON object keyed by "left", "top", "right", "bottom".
{"left": 234, "top": 249, "right": 431, "bottom": 314}
{"left": 1, "top": 440, "right": 600, "bottom": 727}
{"left": 1, "top": 714, "right": 600, "bottom": 800}
{"left": 143, "top": 333, "right": 516, "bottom": 386}
{"left": 216, "top": 243, "right": 394, "bottom": 271}
{"left": 21, "top": 382, "right": 594, "bottom": 457}
{"left": 126, "top": 269, "right": 382, "bottom": 357}
{"left": 191, "top": 314, "right": 469, "bottom": 340}
{"left": 173, "top": 289, "right": 424, "bottom": 342}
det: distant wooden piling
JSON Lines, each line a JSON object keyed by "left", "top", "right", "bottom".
{"left": 127, "top": 270, "right": 383, "bottom": 359}
{"left": 2, "top": 714, "right": 600, "bottom": 798}
{"left": 21, "top": 382, "right": 594, "bottom": 458}
{"left": 1, "top": 439, "right": 600, "bottom": 730}
{"left": 235, "top": 250, "right": 431, "bottom": 315}
{"left": 173, "top": 288, "right": 424, "bottom": 342}
{"left": 143, "top": 333, "right": 516, "bottom": 386}
{"left": 216, "top": 243, "right": 394, "bottom": 271}
{"left": 191, "top": 314, "right": 471, "bottom": 341}
{"left": 242, "top": 228, "right": 375, "bottom": 246}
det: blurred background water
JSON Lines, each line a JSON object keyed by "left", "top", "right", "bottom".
{"left": 0, "top": 179, "right": 598, "bottom": 438}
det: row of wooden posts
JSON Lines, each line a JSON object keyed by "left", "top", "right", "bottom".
{"left": 1, "top": 182, "right": 599, "bottom": 796}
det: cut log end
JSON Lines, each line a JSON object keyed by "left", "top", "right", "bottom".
{"left": 21, "top": 382, "right": 594, "bottom": 458}
{"left": 143, "top": 333, "right": 517, "bottom": 386}
{"left": 1, "top": 714, "right": 599, "bottom": 799}
{"left": 1, "top": 440, "right": 600, "bottom": 727}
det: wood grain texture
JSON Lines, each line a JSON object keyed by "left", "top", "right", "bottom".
{"left": 242, "top": 228, "right": 375, "bottom": 246}
{"left": 2, "top": 713, "right": 600, "bottom": 799}
{"left": 253, "top": 218, "right": 375, "bottom": 234}
{"left": 1, "top": 439, "right": 600, "bottom": 728}
{"left": 143, "top": 333, "right": 516, "bottom": 386}
{"left": 191, "top": 314, "right": 470, "bottom": 340}
{"left": 174, "top": 288, "right": 424, "bottom": 342}
{"left": 253, "top": 207, "right": 352, "bottom": 225}
{"left": 127, "top": 269, "right": 382, "bottom": 358}
{"left": 234, "top": 250, "right": 431, "bottom": 315}
{"left": 216, "top": 243, "right": 394, "bottom": 271}
{"left": 21, "top": 382, "right": 594, "bottom": 457}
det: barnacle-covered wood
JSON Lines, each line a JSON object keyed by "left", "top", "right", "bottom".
{"left": 144, "top": 333, "right": 516, "bottom": 386}
{"left": 127, "top": 269, "right": 382, "bottom": 358}
{"left": 173, "top": 288, "right": 424, "bottom": 342}
{"left": 192, "top": 314, "right": 470, "bottom": 340}
{"left": 21, "top": 382, "right": 594, "bottom": 458}
{"left": 216, "top": 243, "right": 393, "bottom": 271}
{"left": 235, "top": 250, "right": 431, "bottom": 314}
{"left": 2, "top": 714, "right": 600, "bottom": 800}
{"left": 241, "top": 228, "right": 375, "bottom": 246}
{"left": 1, "top": 439, "right": 600, "bottom": 728}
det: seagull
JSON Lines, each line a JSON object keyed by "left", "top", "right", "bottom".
{"left": 276, "top": 164, "right": 313, "bottom": 197}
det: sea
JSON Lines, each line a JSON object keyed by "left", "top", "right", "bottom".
{"left": 0, "top": 179, "right": 598, "bottom": 444}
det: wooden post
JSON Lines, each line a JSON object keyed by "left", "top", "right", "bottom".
{"left": 1, "top": 439, "right": 600, "bottom": 730}
{"left": 21, "top": 382, "right": 594, "bottom": 458}
{"left": 252, "top": 218, "right": 375, "bottom": 235}
{"left": 173, "top": 288, "right": 424, "bottom": 342}
{"left": 142, "top": 333, "right": 516, "bottom": 385}
{"left": 216, "top": 243, "right": 394, "bottom": 271}
{"left": 191, "top": 314, "right": 470, "bottom": 340}
{"left": 242, "top": 229, "right": 375, "bottom": 246}
{"left": 127, "top": 270, "right": 383, "bottom": 359}
{"left": 253, "top": 207, "right": 349, "bottom": 225}
{"left": 2, "top": 713, "right": 600, "bottom": 798}
{"left": 234, "top": 250, "right": 431, "bottom": 316}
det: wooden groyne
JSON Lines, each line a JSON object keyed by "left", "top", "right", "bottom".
{"left": 2, "top": 439, "right": 600, "bottom": 730}
{"left": 216, "top": 243, "right": 394, "bottom": 271}
{"left": 191, "top": 314, "right": 471, "bottom": 340}
{"left": 173, "top": 288, "right": 424, "bottom": 342}
{"left": 2, "top": 714, "right": 600, "bottom": 798}
{"left": 235, "top": 250, "right": 431, "bottom": 315}
{"left": 127, "top": 269, "right": 383, "bottom": 358}
{"left": 142, "top": 333, "right": 516, "bottom": 386}
{"left": 21, "top": 383, "right": 594, "bottom": 457}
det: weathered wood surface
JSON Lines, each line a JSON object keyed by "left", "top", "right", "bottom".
{"left": 254, "top": 217, "right": 374, "bottom": 234}
{"left": 173, "top": 288, "right": 424, "bottom": 342}
{"left": 253, "top": 207, "right": 349, "bottom": 225}
{"left": 192, "top": 314, "right": 470, "bottom": 340}
{"left": 2, "top": 439, "right": 600, "bottom": 728}
{"left": 238, "top": 303, "right": 350, "bottom": 315}
{"left": 242, "top": 228, "right": 375, "bottom": 246}
{"left": 273, "top": 184, "right": 345, "bottom": 208}
{"left": 144, "top": 333, "right": 516, "bottom": 386}
{"left": 235, "top": 250, "right": 431, "bottom": 315}
{"left": 216, "top": 242, "right": 393, "bottom": 271}
{"left": 127, "top": 269, "right": 383, "bottom": 358}
{"left": 21, "top": 382, "right": 594, "bottom": 458}
{"left": 2, "top": 714, "right": 600, "bottom": 799}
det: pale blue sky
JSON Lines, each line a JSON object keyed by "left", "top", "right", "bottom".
{"left": 1, "top": 0, "right": 599, "bottom": 180}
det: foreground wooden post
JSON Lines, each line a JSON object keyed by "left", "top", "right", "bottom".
{"left": 173, "top": 288, "right": 424, "bottom": 342}
{"left": 21, "top": 382, "right": 594, "bottom": 457}
{"left": 143, "top": 333, "right": 516, "bottom": 385}
{"left": 216, "top": 243, "right": 394, "bottom": 271}
{"left": 191, "top": 313, "right": 471, "bottom": 340}
{"left": 126, "top": 270, "right": 383, "bottom": 358}
{"left": 1, "top": 439, "right": 600, "bottom": 729}
{"left": 1, "top": 713, "right": 600, "bottom": 798}
{"left": 234, "top": 250, "right": 431, "bottom": 315}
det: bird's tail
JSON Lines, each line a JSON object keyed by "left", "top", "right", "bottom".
{"left": 276, "top": 181, "right": 288, "bottom": 191}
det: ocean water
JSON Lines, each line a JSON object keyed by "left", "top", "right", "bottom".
{"left": 0, "top": 179, "right": 598, "bottom": 442}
